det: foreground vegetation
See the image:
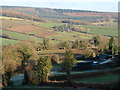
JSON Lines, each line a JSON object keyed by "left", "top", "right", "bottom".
{"left": 1, "top": 35, "right": 120, "bottom": 88}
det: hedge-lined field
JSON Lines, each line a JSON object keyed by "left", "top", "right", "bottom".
{"left": 1, "top": 16, "right": 118, "bottom": 47}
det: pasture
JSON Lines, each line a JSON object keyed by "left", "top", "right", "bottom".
{"left": 0, "top": 37, "right": 18, "bottom": 46}
{"left": 38, "top": 49, "right": 84, "bottom": 55}
{"left": 1, "top": 16, "right": 118, "bottom": 47}
{"left": 39, "top": 21, "right": 63, "bottom": 29}
{"left": 80, "top": 25, "right": 118, "bottom": 37}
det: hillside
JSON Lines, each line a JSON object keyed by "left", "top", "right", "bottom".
{"left": 1, "top": 6, "right": 118, "bottom": 46}
{"left": 1, "top": 6, "right": 118, "bottom": 23}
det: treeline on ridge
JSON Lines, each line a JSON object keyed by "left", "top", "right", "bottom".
{"left": 1, "top": 10, "right": 45, "bottom": 22}
{"left": 1, "top": 6, "right": 118, "bottom": 23}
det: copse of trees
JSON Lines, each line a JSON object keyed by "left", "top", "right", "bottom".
{"left": 72, "top": 39, "right": 88, "bottom": 49}
{"left": 60, "top": 19, "right": 88, "bottom": 25}
{"left": 59, "top": 41, "right": 72, "bottom": 49}
{"left": 2, "top": 41, "right": 38, "bottom": 86}
{"left": 80, "top": 40, "right": 88, "bottom": 49}
{"left": 40, "top": 38, "right": 52, "bottom": 50}
{"left": 53, "top": 24, "right": 73, "bottom": 32}
{"left": 1, "top": 10, "right": 44, "bottom": 22}
{"left": 99, "top": 36, "right": 119, "bottom": 55}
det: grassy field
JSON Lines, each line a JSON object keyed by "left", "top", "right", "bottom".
{"left": 38, "top": 49, "right": 84, "bottom": 55}
{"left": 39, "top": 21, "right": 63, "bottom": 29}
{"left": 2, "top": 29, "right": 30, "bottom": 40}
{"left": 2, "top": 29, "right": 43, "bottom": 41}
{"left": 0, "top": 37, "right": 18, "bottom": 46}
{"left": 80, "top": 25, "right": 118, "bottom": 37}
{"left": 1, "top": 16, "right": 118, "bottom": 47}
{"left": 74, "top": 73, "right": 120, "bottom": 83}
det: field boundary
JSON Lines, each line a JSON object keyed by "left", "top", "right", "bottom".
{"left": 50, "top": 68, "right": 120, "bottom": 81}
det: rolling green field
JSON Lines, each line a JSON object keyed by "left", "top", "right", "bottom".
{"left": 2, "top": 29, "right": 43, "bottom": 41}
{"left": 39, "top": 21, "right": 63, "bottom": 29}
{"left": 80, "top": 25, "right": 118, "bottom": 37}
{"left": 3, "top": 29, "right": 30, "bottom": 40}
{"left": 1, "top": 16, "right": 118, "bottom": 47}
{"left": 2, "top": 29, "right": 61, "bottom": 46}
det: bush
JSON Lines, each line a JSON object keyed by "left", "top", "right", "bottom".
{"left": 84, "top": 49, "right": 96, "bottom": 58}
{"left": 59, "top": 41, "right": 72, "bottom": 49}
{"left": 51, "top": 54, "right": 59, "bottom": 64}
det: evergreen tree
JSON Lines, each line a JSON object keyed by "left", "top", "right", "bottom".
{"left": 93, "top": 36, "right": 100, "bottom": 47}
{"left": 42, "top": 38, "right": 51, "bottom": 50}
{"left": 36, "top": 57, "right": 52, "bottom": 83}
{"left": 62, "top": 50, "right": 76, "bottom": 83}
{"left": 59, "top": 41, "right": 71, "bottom": 49}
{"left": 80, "top": 40, "right": 88, "bottom": 49}
{"left": 109, "top": 37, "right": 115, "bottom": 54}
{"left": 72, "top": 39, "right": 80, "bottom": 49}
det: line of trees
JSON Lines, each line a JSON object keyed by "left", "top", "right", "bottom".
{"left": 1, "top": 10, "right": 44, "bottom": 22}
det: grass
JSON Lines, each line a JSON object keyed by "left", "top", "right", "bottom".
{"left": 52, "top": 31, "right": 92, "bottom": 42}
{"left": 0, "top": 16, "right": 24, "bottom": 20}
{"left": 38, "top": 49, "right": 84, "bottom": 55}
{"left": 2, "top": 29, "right": 43, "bottom": 41}
{"left": 51, "top": 70, "right": 100, "bottom": 76}
{"left": 74, "top": 73, "right": 120, "bottom": 83}
{"left": 1, "top": 16, "right": 118, "bottom": 47}
{"left": 0, "top": 37, "right": 18, "bottom": 46}
{"left": 38, "top": 49, "right": 66, "bottom": 54}
{"left": 2, "top": 29, "right": 30, "bottom": 40}
{"left": 39, "top": 21, "right": 63, "bottom": 29}
{"left": 80, "top": 25, "right": 118, "bottom": 37}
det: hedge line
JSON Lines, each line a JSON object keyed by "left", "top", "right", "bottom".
{"left": 50, "top": 68, "right": 120, "bottom": 81}
{"left": 38, "top": 80, "right": 120, "bottom": 89}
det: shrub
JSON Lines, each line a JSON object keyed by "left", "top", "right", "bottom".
{"left": 51, "top": 54, "right": 59, "bottom": 64}
{"left": 84, "top": 49, "right": 96, "bottom": 58}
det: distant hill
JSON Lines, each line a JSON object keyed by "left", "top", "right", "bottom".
{"left": 1, "top": 6, "right": 118, "bottom": 23}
